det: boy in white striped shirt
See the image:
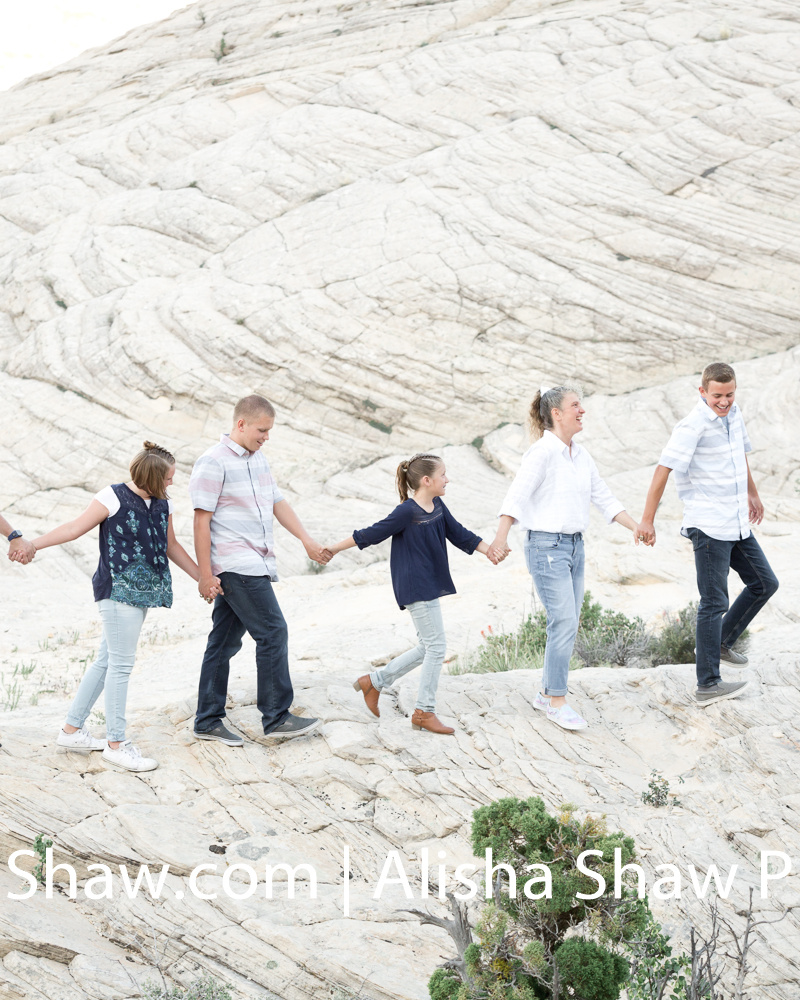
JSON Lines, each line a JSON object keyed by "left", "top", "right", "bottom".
{"left": 640, "top": 363, "right": 778, "bottom": 707}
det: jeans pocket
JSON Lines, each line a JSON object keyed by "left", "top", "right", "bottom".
{"left": 687, "top": 528, "right": 706, "bottom": 552}
{"left": 533, "top": 533, "right": 560, "bottom": 550}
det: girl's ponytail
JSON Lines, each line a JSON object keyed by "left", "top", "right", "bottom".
{"left": 396, "top": 453, "right": 442, "bottom": 501}
{"left": 396, "top": 460, "right": 411, "bottom": 502}
{"left": 130, "top": 441, "right": 176, "bottom": 499}
{"left": 528, "top": 384, "right": 583, "bottom": 440}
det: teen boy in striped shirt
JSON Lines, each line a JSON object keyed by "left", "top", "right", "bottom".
{"left": 639, "top": 362, "right": 778, "bottom": 707}
{"left": 190, "top": 395, "right": 329, "bottom": 743}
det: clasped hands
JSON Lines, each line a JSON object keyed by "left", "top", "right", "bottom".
{"left": 7, "top": 539, "right": 36, "bottom": 565}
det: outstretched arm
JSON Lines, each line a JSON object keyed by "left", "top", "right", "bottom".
{"left": 273, "top": 499, "right": 331, "bottom": 564}
{"left": 489, "top": 514, "right": 515, "bottom": 561}
{"left": 327, "top": 535, "right": 357, "bottom": 556}
{"left": 28, "top": 500, "right": 109, "bottom": 554}
{"left": 639, "top": 465, "right": 672, "bottom": 545}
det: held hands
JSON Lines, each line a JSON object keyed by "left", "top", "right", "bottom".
{"left": 8, "top": 539, "right": 36, "bottom": 565}
{"left": 636, "top": 521, "right": 656, "bottom": 547}
{"left": 304, "top": 539, "right": 333, "bottom": 565}
{"left": 199, "top": 574, "right": 223, "bottom": 604}
{"left": 485, "top": 537, "right": 511, "bottom": 565}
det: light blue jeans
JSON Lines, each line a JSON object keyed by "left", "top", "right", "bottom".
{"left": 66, "top": 600, "right": 148, "bottom": 742}
{"left": 524, "top": 531, "right": 585, "bottom": 697}
{"left": 370, "top": 599, "right": 446, "bottom": 712}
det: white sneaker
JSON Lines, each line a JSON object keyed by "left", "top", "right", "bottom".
{"left": 533, "top": 692, "right": 550, "bottom": 712}
{"left": 546, "top": 703, "right": 588, "bottom": 731}
{"left": 57, "top": 726, "right": 105, "bottom": 752}
{"left": 101, "top": 740, "right": 158, "bottom": 772}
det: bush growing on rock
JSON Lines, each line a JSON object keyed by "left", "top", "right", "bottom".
{"left": 142, "top": 974, "right": 233, "bottom": 1000}
{"left": 425, "top": 796, "right": 657, "bottom": 1000}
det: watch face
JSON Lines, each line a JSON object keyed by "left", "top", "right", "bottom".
{"left": 7, "top": 530, "right": 22, "bottom": 541}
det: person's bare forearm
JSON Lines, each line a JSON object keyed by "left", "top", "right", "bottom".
{"left": 613, "top": 511, "right": 637, "bottom": 533}
{"left": 168, "top": 539, "right": 200, "bottom": 581}
{"left": 641, "top": 466, "right": 672, "bottom": 525}
{"left": 328, "top": 535, "right": 356, "bottom": 555}
{"left": 273, "top": 499, "right": 312, "bottom": 544}
{"left": 491, "top": 515, "right": 515, "bottom": 548}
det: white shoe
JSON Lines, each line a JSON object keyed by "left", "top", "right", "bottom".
{"left": 101, "top": 740, "right": 158, "bottom": 772}
{"left": 57, "top": 726, "right": 105, "bottom": 752}
{"left": 533, "top": 692, "right": 550, "bottom": 712}
{"left": 546, "top": 703, "right": 588, "bottom": 731}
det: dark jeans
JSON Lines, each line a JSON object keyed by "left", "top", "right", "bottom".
{"left": 687, "top": 528, "right": 779, "bottom": 688}
{"left": 195, "top": 572, "right": 293, "bottom": 734}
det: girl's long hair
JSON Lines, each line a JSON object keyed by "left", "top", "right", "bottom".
{"left": 129, "top": 441, "right": 175, "bottom": 499}
{"left": 396, "top": 453, "right": 442, "bottom": 501}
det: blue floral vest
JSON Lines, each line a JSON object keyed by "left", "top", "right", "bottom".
{"left": 92, "top": 484, "right": 173, "bottom": 608}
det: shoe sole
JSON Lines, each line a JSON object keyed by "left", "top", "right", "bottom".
{"left": 264, "top": 718, "right": 321, "bottom": 740}
{"left": 56, "top": 744, "right": 103, "bottom": 753}
{"left": 547, "top": 715, "right": 588, "bottom": 731}
{"left": 101, "top": 757, "right": 158, "bottom": 772}
{"left": 696, "top": 683, "right": 750, "bottom": 708}
{"left": 193, "top": 732, "right": 244, "bottom": 746}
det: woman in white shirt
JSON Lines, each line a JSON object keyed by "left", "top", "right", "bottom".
{"left": 490, "top": 385, "right": 643, "bottom": 731}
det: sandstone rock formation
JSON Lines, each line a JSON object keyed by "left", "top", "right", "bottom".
{"left": 1, "top": 0, "right": 799, "bottom": 997}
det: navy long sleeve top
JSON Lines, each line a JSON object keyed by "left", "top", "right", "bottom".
{"left": 352, "top": 496, "right": 482, "bottom": 609}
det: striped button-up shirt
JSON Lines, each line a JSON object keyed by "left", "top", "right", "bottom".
{"left": 498, "top": 430, "right": 625, "bottom": 533}
{"left": 659, "top": 399, "right": 752, "bottom": 541}
{"left": 189, "top": 434, "right": 285, "bottom": 578}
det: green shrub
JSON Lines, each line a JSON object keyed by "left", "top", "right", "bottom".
{"left": 555, "top": 938, "right": 628, "bottom": 1000}
{"left": 142, "top": 975, "right": 233, "bottom": 1000}
{"left": 428, "top": 967, "right": 462, "bottom": 1000}
{"left": 458, "top": 594, "right": 748, "bottom": 673}
{"left": 648, "top": 602, "right": 698, "bottom": 665}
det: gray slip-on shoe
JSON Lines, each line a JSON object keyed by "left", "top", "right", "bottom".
{"left": 695, "top": 679, "right": 750, "bottom": 708}
{"left": 720, "top": 644, "right": 749, "bottom": 666}
{"left": 194, "top": 721, "right": 244, "bottom": 746}
{"left": 694, "top": 645, "right": 749, "bottom": 668}
{"left": 264, "top": 714, "right": 320, "bottom": 740}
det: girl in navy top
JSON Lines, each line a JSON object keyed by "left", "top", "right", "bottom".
{"left": 29, "top": 443, "right": 215, "bottom": 771}
{"left": 327, "top": 453, "right": 506, "bottom": 735}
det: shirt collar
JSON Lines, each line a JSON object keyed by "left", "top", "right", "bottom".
{"left": 696, "top": 398, "right": 737, "bottom": 422}
{"left": 220, "top": 432, "right": 249, "bottom": 457}
{"left": 543, "top": 429, "right": 581, "bottom": 457}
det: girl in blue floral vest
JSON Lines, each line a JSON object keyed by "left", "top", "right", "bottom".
{"left": 31, "top": 442, "right": 214, "bottom": 771}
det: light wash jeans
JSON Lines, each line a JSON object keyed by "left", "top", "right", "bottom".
{"left": 370, "top": 599, "right": 446, "bottom": 712}
{"left": 66, "top": 599, "right": 148, "bottom": 742}
{"left": 524, "top": 531, "right": 585, "bottom": 697}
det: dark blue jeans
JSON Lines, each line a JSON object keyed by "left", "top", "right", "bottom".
{"left": 687, "top": 528, "right": 779, "bottom": 688}
{"left": 195, "top": 572, "right": 293, "bottom": 735}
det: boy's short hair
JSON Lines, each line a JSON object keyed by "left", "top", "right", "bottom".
{"left": 701, "top": 362, "right": 736, "bottom": 389}
{"left": 233, "top": 394, "right": 276, "bottom": 422}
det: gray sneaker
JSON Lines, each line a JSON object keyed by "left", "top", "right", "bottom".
{"left": 265, "top": 714, "right": 320, "bottom": 740}
{"left": 695, "top": 679, "right": 750, "bottom": 708}
{"left": 694, "top": 645, "right": 749, "bottom": 668}
{"left": 721, "top": 644, "right": 748, "bottom": 666}
{"left": 194, "top": 721, "right": 244, "bottom": 746}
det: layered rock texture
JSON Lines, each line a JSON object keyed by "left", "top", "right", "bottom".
{"left": 1, "top": 0, "right": 800, "bottom": 997}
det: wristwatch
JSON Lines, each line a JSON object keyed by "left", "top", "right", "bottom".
{"left": 7, "top": 530, "right": 22, "bottom": 541}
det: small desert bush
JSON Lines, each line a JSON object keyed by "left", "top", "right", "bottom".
{"left": 456, "top": 594, "right": 746, "bottom": 674}
{"left": 142, "top": 975, "right": 233, "bottom": 1000}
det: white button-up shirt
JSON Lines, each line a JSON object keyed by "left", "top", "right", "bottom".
{"left": 189, "top": 434, "right": 285, "bottom": 578}
{"left": 659, "top": 399, "right": 752, "bottom": 541}
{"left": 498, "top": 430, "right": 625, "bottom": 533}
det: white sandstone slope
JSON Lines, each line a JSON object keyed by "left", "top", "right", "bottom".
{"left": 1, "top": 0, "right": 800, "bottom": 998}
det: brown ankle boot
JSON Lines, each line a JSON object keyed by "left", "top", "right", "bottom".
{"left": 411, "top": 709, "right": 454, "bottom": 735}
{"left": 353, "top": 675, "right": 380, "bottom": 717}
